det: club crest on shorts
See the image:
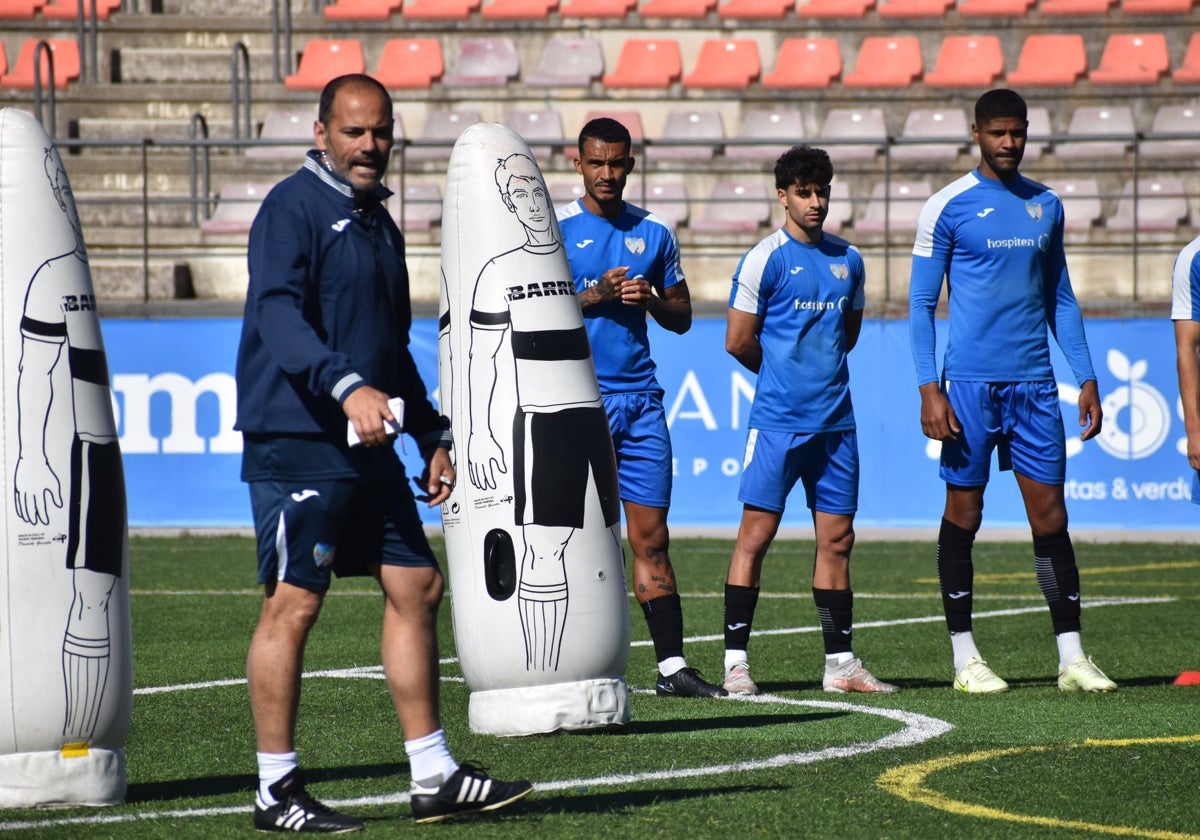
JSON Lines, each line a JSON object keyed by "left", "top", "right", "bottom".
{"left": 624, "top": 237, "right": 645, "bottom": 256}
{"left": 1026, "top": 201, "right": 1043, "bottom": 222}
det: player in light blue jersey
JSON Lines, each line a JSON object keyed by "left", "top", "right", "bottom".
{"left": 557, "top": 117, "right": 726, "bottom": 699}
{"left": 721, "top": 145, "right": 898, "bottom": 698}
{"left": 909, "top": 88, "right": 1115, "bottom": 694}
{"left": 1170, "top": 235, "right": 1200, "bottom": 505}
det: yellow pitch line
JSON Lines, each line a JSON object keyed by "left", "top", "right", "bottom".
{"left": 877, "top": 736, "right": 1200, "bottom": 840}
{"left": 915, "top": 559, "right": 1200, "bottom": 586}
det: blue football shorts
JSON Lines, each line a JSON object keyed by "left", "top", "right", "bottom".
{"left": 939, "top": 379, "right": 1066, "bottom": 487}
{"left": 249, "top": 475, "right": 437, "bottom": 592}
{"left": 603, "top": 391, "right": 673, "bottom": 509}
{"left": 738, "top": 428, "right": 859, "bottom": 515}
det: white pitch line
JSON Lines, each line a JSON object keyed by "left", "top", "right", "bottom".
{"left": 0, "top": 692, "right": 953, "bottom": 832}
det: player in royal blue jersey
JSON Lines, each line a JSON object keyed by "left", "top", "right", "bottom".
{"left": 556, "top": 117, "right": 726, "bottom": 699}
{"left": 1171, "top": 235, "right": 1200, "bottom": 505}
{"left": 909, "top": 88, "right": 1115, "bottom": 694}
{"left": 721, "top": 145, "right": 899, "bottom": 697}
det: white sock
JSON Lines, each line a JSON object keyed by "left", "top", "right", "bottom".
{"left": 658, "top": 656, "right": 687, "bottom": 677}
{"left": 950, "top": 631, "right": 982, "bottom": 673}
{"left": 257, "top": 751, "right": 298, "bottom": 805}
{"left": 405, "top": 729, "right": 458, "bottom": 788}
{"left": 825, "top": 651, "right": 855, "bottom": 671}
{"left": 1056, "top": 631, "right": 1085, "bottom": 670}
{"left": 724, "top": 650, "right": 748, "bottom": 672}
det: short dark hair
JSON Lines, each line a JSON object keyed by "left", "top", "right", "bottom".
{"left": 578, "top": 117, "right": 632, "bottom": 156}
{"left": 318, "top": 74, "right": 392, "bottom": 126}
{"left": 974, "top": 88, "right": 1027, "bottom": 126}
{"left": 774, "top": 145, "right": 833, "bottom": 192}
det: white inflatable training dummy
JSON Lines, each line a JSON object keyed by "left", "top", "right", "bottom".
{"left": 438, "top": 122, "right": 630, "bottom": 736}
{"left": 0, "top": 108, "right": 132, "bottom": 806}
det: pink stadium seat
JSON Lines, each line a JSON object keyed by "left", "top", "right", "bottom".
{"left": 1054, "top": 105, "right": 1135, "bottom": 162}
{"left": 393, "top": 182, "right": 443, "bottom": 233}
{"left": 40, "top": 0, "right": 120, "bottom": 19}
{"left": 200, "top": 182, "right": 273, "bottom": 238}
{"left": 957, "top": 0, "right": 1033, "bottom": 16}
{"left": 1045, "top": 178, "right": 1104, "bottom": 234}
{"left": 245, "top": 109, "right": 314, "bottom": 161}
{"left": 0, "top": 42, "right": 5, "bottom": 76}
{"left": 1088, "top": 33, "right": 1169, "bottom": 85}
{"left": 825, "top": 181, "right": 854, "bottom": 235}
{"left": 1106, "top": 178, "right": 1189, "bottom": 233}
{"left": 526, "top": 35, "right": 603, "bottom": 87}
{"left": 877, "top": 0, "right": 953, "bottom": 16}
{"left": 375, "top": 38, "right": 443, "bottom": 89}
{"left": 1005, "top": 34, "right": 1087, "bottom": 87}
{"left": 651, "top": 109, "right": 725, "bottom": 161}
{"left": 1140, "top": 105, "right": 1200, "bottom": 161}
{"left": 796, "top": 0, "right": 875, "bottom": 15}
{"left": 718, "top": 0, "right": 794, "bottom": 16}
{"left": 504, "top": 107, "right": 565, "bottom": 164}
{"left": 643, "top": 177, "right": 690, "bottom": 229}
{"left": 819, "top": 107, "right": 887, "bottom": 164}
{"left": 1037, "top": 0, "right": 1114, "bottom": 13}
{"left": 564, "top": 109, "right": 645, "bottom": 162}
{"left": 0, "top": 38, "right": 80, "bottom": 90}
{"left": 1174, "top": 33, "right": 1200, "bottom": 84}
{"left": 548, "top": 178, "right": 586, "bottom": 207}
{"left": 856, "top": 181, "right": 932, "bottom": 236}
{"left": 843, "top": 36, "right": 923, "bottom": 88}
{"left": 0, "top": 0, "right": 43, "bottom": 18}
{"left": 284, "top": 40, "right": 364, "bottom": 92}
{"left": 725, "top": 108, "right": 805, "bottom": 162}
{"left": 559, "top": 0, "right": 635, "bottom": 14}
{"left": 691, "top": 179, "right": 772, "bottom": 234}
{"left": 890, "top": 107, "right": 970, "bottom": 166}
{"left": 683, "top": 39, "right": 761, "bottom": 89}
{"left": 442, "top": 37, "right": 519, "bottom": 87}
{"left": 401, "top": 0, "right": 480, "bottom": 17}
{"left": 603, "top": 39, "right": 682, "bottom": 88}
{"left": 1120, "top": 0, "right": 1195, "bottom": 12}
{"left": 762, "top": 37, "right": 842, "bottom": 89}
{"left": 322, "top": 0, "right": 400, "bottom": 21}
{"left": 640, "top": 0, "right": 717, "bottom": 14}
{"left": 924, "top": 35, "right": 1003, "bottom": 88}
{"left": 482, "top": 0, "right": 558, "bottom": 17}
{"left": 407, "top": 108, "right": 482, "bottom": 163}
{"left": 1023, "top": 105, "right": 1052, "bottom": 165}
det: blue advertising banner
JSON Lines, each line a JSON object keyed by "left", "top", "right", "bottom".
{"left": 103, "top": 317, "right": 1197, "bottom": 531}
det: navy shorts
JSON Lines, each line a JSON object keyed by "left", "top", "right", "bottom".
{"left": 940, "top": 379, "right": 1066, "bottom": 487}
{"left": 604, "top": 391, "right": 673, "bottom": 509}
{"left": 249, "top": 475, "right": 437, "bottom": 592}
{"left": 738, "top": 428, "right": 859, "bottom": 515}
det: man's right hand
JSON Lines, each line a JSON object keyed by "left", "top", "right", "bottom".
{"left": 342, "top": 385, "right": 396, "bottom": 447}
{"left": 918, "top": 382, "right": 961, "bottom": 441}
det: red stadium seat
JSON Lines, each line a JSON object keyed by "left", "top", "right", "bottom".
{"left": 442, "top": 36, "right": 519, "bottom": 87}
{"left": 0, "top": 38, "right": 80, "bottom": 90}
{"left": 401, "top": 0, "right": 480, "bottom": 17}
{"left": 40, "top": 0, "right": 120, "bottom": 20}
{"left": 375, "top": 38, "right": 443, "bottom": 90}
{"left": 1005, "top": 34, "right": 1086, "bottom": 87}
{"left": 1037, "top": 0, "right": 1114, "bottom": 14}
{"left": 683, "top": 39, "right": 760, "bottom": 89}
{"left": 0, "top": 0, "right": 43, "bottom": 19}
{"left": 603, "top": 39, "right": 682, "bottom": 88}
{"left": 525, "top": 35, "right": 604, "bottom": 87}
{"left": 322, "top": 0, "right": 400, "bottom": 21}
{"left": 718, "top": 0, "right": 793, "bottom": 16}
{"left": 284, "top": 40, "right": 365, "bottom": 92}
{"left": 559, "top": 0, "right": 635, "bottom": 14}
{"left": 482, "top": 0, "right": 558, "bottom": 17}
{"left": 0, "top": 42, "right": 6, "bottom": 76}
{"left": 876, "top": 0, "right": 953, "bottom": 16}
{"left": 843, "top": 36, "right": 922, "bottom": 88}
{"left": 1174, "top": 33, "right": 1200, "bottom": 84}
{"left": 924, "top": 35, "right": 1003, "bottom": 88}
{"left": 762, "top": 37, "right": 841, "bottom": 89}
{"left": 957, "top": 0, "right": 1033, "bottom": 16}
{"left": 796, "top": 0, "right": 874, "bottom": 15}
{"left": 640, "top": 0, "right": 716, "bottom": 14}
{"left": 1088, "top": 33, "right": 1169, "bottom": 85}
{"left": 1120, "top": 0, "right": 1195, "bottom": 12}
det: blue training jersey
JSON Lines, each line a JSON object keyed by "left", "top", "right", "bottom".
{"left": 556, "top": 199, "right": 685, "bottom": 395}
{"left": 1170, "top": 235, "right": 1200, "bottom": 321}
{"left": 730, "top": 227, "right": 866, "bottom": 433}
{"left": 909, "top": 171, "right": 1096, "bottom": 387}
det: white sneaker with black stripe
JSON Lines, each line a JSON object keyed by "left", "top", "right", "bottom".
{"left": 409, "top": 762, "right": 533, "bottom": 824}
{"left": 253, "top": 769, "right": 364, "bottom": 833}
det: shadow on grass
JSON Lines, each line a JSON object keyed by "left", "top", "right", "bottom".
{"left": 572, "top": 710, "right": 847, "bottom": 736}
{"left": 521, "top": 783, "right": 789, "bottom": 818}
{"left": 126, "top": 762, "right": 410, "bottom": 804}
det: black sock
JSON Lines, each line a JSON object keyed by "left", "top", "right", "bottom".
{"left": 813, "top": 587, "right": 854, "bottom": 656}
{"left": 1033, "top": 531, "right": 1082, "bottom": 635}
{"left": 723, "top": 584, "right": 759, "bottom": 652}
{"left": 641, "top": 594, "right": 684, "bottom": 664}
{"left": 938, "top": 517, "right": 976, "bottom": 634}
